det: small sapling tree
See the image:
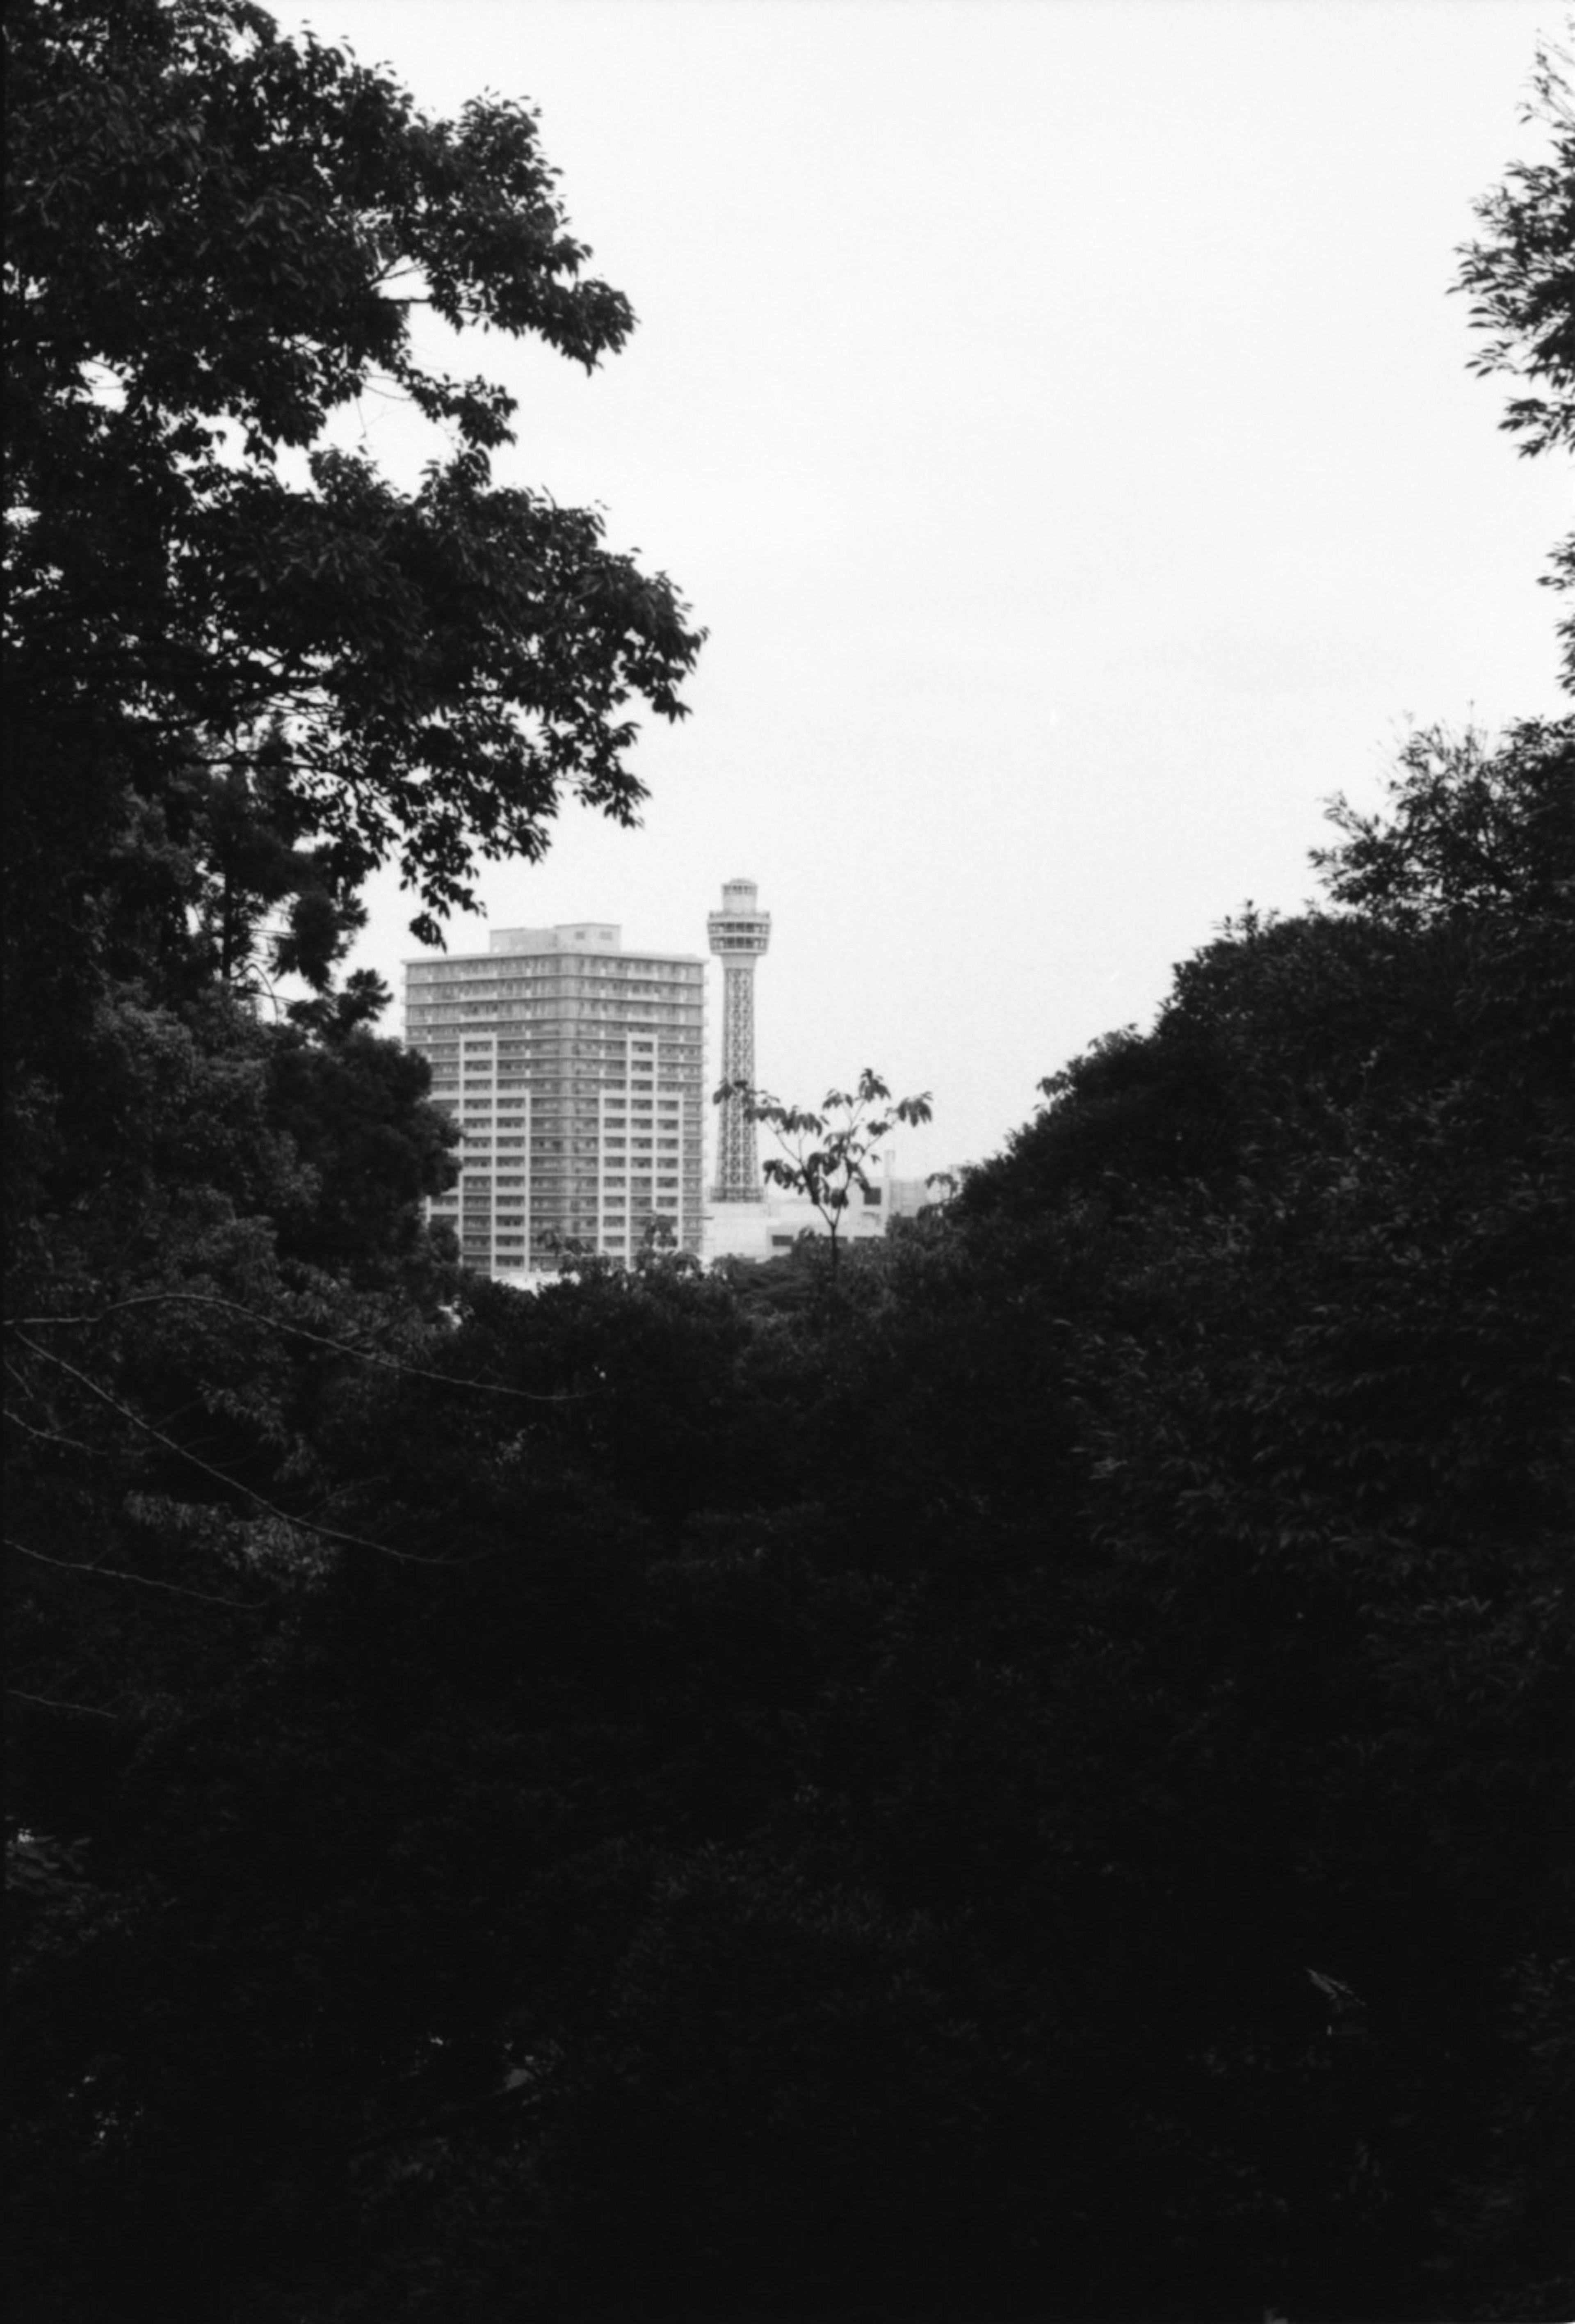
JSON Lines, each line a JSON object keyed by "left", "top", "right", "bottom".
{"left": 714, "top": 1069, "right": 934, "bottom": 1275}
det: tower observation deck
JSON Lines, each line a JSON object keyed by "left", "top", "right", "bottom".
{"left": 708, "top": 878, "right": 771, "bottom": 1202}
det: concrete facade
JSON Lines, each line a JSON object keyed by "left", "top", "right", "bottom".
{"left": 404, "top": 923, "right": 706, "bottom": 1277}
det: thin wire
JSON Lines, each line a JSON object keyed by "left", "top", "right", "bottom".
{"left": 7, "top": 1536, "right": 272, "bottom": 1611}
{"left": 7, "top": 1293, "right": 589, "bottom": 1403}
{"left": 7, "top": 1688, "right": 119, "bottom": 1721}
{"left": 11, "top": 1332, "right": 471, "bottom": 1567}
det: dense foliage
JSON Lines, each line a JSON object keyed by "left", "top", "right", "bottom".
{"left": 6, "top": 7, "right": 1573, "bottom": 2322}
{"left": 1459, "top": 37, "right": 1575, "bottom": 678}
{"left": 11, "top": 726, "right": 1569, "bottom": 2324}
{"left": 7, "top": 0, "right": 702, "bottom": 942}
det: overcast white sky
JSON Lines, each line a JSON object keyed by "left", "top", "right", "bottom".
{"left": 287, "top": 0, "right": 1567, "bottom": 1175}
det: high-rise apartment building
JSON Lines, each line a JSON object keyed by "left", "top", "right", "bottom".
{"left": 404, "top": 923, "right": 706, "bottom": 1274}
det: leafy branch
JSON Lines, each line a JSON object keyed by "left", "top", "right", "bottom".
{"left": 713, "top": 1068, "right": 933, "bottom": 1274}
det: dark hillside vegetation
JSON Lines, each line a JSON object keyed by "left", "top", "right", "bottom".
{"left": 6, "top": 5, "right": 1573, "bottom": 2319}
{"left": 9, "top": 724, "right": 1569, "bottom": 2324}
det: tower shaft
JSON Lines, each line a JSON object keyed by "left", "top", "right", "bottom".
{"left": 715, "top": 959, "right": 761, "bottom": 1196}
{"left": 708, "top": 879, "right": 771, "bottom": 1204}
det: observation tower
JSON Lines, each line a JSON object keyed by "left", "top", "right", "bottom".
{"left": 708, "top": 878, "right": 772, "bottom": 1202}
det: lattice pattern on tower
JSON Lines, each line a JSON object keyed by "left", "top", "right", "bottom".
{"left": 708, "top": 879, "right": 771, "bottom": 1203}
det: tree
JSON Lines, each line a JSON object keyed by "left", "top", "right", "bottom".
{"left": 4, "top": 0, "right": 700, "bottom": 1692}
{"left": 941, "top": 725, "right": 1575, "bottom": 2322}
{"left": 6, "top": 22, "right": 704, "bottom": 2273}
{"left": 6, "top": 0, "right": 704, "bottom": 964}
{"left": 1313, "top": 715, "right": 1573, "bottom": 923}
{"left": 1458, "top": 35, "right": 1575, "bottom": 682}
{"left": 714, "top": 1069, "right": 933, "bottom": 1275}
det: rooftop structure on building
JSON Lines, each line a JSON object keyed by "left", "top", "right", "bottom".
{"left": 404, "top": 922, "right": 705, "bottom": 1279}
{"left": 706, "top": 1163, "right": 960, "bottom": 1266}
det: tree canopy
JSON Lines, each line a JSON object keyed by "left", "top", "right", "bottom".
{"left": 6, "top": 0, "right": 704, "bottom": 951}
{"left": 1459, "top": 36, "right": 1575, "bottom": 679}
{"left": 14, "top": 731, "right": 1570, "bottom": 2322}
